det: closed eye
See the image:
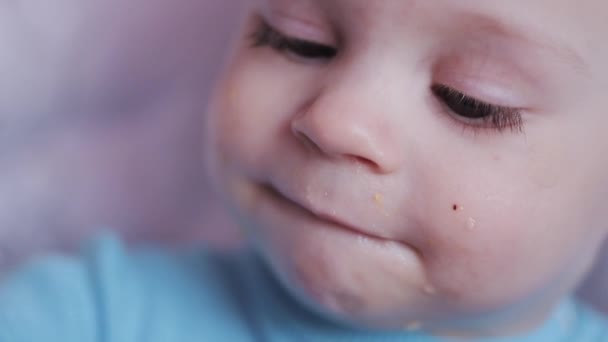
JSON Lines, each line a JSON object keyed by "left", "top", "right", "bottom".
{"left": 431, "top": 84, "right": 524, "bottom": 133}
{"left": 251, "top": 19, "right": 337, "bottom": 61}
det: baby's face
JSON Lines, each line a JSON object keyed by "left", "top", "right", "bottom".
{"left": 206, "top": 0, "right": 608, "bottom": 336}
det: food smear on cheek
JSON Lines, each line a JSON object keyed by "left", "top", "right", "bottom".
{"left": 466, "top": 217, "right": 477, "bottom": 231}
{"left": 373, "top": 192, "right": 390, "bottom": 217}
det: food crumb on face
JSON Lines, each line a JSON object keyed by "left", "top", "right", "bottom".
{"left": 373, "top": 193, "right": 391, "bottom": 216}
{"left": 467, "top": 217, "right": 477, "bottom": 231}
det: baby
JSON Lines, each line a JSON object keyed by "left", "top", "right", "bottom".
{"left": 2, "top": 0, "right": 607, "bottom": 341}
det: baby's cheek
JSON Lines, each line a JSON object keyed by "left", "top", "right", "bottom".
{"left": 210, "top": 64, "right": 278, "bottom": 161}
{"left": 413, "top": 132, "right": 585, "bottom": 310}
{"left": 425, "top": 219, "right": 534, "bottom": 309}
{"left": 419, "top": 172, "right": 560, "bottom": 311}
{"left": 209, "top": 50, "right": 321, "bottom": 173}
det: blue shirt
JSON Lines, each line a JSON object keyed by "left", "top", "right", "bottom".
{"left": 1, "top": 235, "right": 606, "bottom": 342}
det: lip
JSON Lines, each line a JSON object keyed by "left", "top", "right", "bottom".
{"left": 263, "top": 183, "right": 401, "bottom": 244}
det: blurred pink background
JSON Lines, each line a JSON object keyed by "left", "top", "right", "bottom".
{"left": 0, "top": 0, "right": 605, "bottom": 312}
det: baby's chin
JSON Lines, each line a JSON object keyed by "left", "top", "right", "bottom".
{"left": 263, "top": 235, "right": 568, "bottom": 338}
{"left": 259, "top": 230, "right": 441, "bottom": 330}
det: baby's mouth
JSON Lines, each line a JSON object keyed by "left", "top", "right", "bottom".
{"left": 262, "top": 182, "right": 414, "bottom": 248}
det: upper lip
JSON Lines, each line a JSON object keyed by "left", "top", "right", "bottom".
{"left": 265, "top": 183, "right": 395, "bottom": 243}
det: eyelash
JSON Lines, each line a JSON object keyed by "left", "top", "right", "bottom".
{"left": 431, "top": 84, "right": 524, "bottom": 133}
{"left": 250, "top": 20, "right": 337, "bottom": 61}
{"left": 251, "top": 20, "right": 524, "bottom": 133}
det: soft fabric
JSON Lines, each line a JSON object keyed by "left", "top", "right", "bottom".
{"left": 0, "top": 234, "right": 606, "bottom": 342}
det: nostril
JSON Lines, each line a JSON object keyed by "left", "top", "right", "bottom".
{"left": 294, "top": 130, "right": 322, "bottom": 153}
{"left": 292, "top": 123, "right": 382, "bottom": 171}
{"left": 347, "top": 155, "right": 377, "bottom": 169}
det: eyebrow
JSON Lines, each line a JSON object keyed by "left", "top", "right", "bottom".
{"left": 466, "top": 13, "right": 590, "bottom": 77}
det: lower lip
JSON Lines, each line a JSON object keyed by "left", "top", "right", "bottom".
{"left": 258, "top": 183, "right": 423, "bottom": 268}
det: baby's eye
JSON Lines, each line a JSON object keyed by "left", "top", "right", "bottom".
{"left": 431, "top": 84, "right": 524, "bottom": 133}
{"left": 251, "top": 20, "right": 337, "bottom": 61}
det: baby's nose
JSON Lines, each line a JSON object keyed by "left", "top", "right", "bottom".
{"left": 290, "top": 88, "right": 402, "bottom": 174}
